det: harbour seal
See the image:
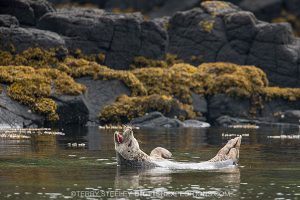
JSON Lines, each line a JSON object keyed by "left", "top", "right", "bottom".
{"left": 114, "top": 127, "right": 242, "bottom": 170}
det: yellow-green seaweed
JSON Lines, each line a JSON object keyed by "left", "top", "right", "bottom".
{"left": 99, "top": 94, "right": 196, "bottom": 123}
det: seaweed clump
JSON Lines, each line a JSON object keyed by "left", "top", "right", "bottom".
{"left": 2, "top": 47, "right": 300, "bottom": 123}
{"left": 131, "top": 62, "right": 269, "bottom": 104}
{"left": 99, "top": 94, "right": 196, "bottom": 123}
{"left": 59, "top": 57, "right": 147, "bottom": 96}
{"left": 0, "top": 66, "right": 85, "bottom": 121}
{"left": 0, "top": 48, "right": 60, "bottom": 68}
{"left": 263, "top": 87, "right": 300, "bottom": 101}
{"left": 199, "top": 20, "right": 215, "bottom": 32}
{"left": 130, "top": 54, "right": 182, "bottom": 69}
{"left": 99, "top": 62, "right": 300, "bottom": 121}
{"left": 0, "top": 47, "right": 106, "bottom": 68}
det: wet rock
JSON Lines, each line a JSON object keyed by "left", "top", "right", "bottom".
{"left": 76, "top": 78, "right": 131, "bottom": 123}
{"left": 0, "top": 0, "right": 54, "bottom": 26}
{"left": 215, "top": 115, "right": 300, "bottom": 127}
{"left": 51, "top": 95, "right": 89, "bottom": 126}
{"left": 207, "top": 94, "right": 251, "bottom": 122}
{"left": 0, "top": 86, "right": 43, "bottom": 128}
{"left": 0, "top": 27, "right": 66, "bottom": 52}
{"left": 281, "top": 110, "right": 300, "bottom": 124}
{"left": 215, "top": 115, "right": 261, "bottom": 126}
{"left": 191, "top": 93, "right": 207, "bottom": 114}
{"left": 131, "top": 112, "right": 184, "bottom": 128}
{"left": 168, "top": 1, "right": 300, "bottom": 87}
{"left": 182, "top": 119, "right": 210, "bottom": 128}
{"left": 37, "top": 8, "right": 167, "bottom": 69}
{"left": 0, "top": 15, "right": 19, "bottom": 27}
{"left": 261, "top": 98, "right": 300, "bottom": 119}
{"left": 213, "top": 97, "right": 300, "bottom": 126}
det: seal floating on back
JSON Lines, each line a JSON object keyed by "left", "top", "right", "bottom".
{"left": 114, "top": 126, "right": 241, "bottom": 169}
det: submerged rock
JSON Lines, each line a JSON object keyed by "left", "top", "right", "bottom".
{"left": 280, "top": 110, "right": 300, "bottom": 124}
{"left": 131, "top": 112, "right": 210, "bottom": 128}
{"left": 131, "top": 112, "right": 184, "bottom": 128}
{"left": 216, "top": 115, "right": 300, "bottom": 127}
{"left": 182, "top": 119, "right": 210, "bottom": 128}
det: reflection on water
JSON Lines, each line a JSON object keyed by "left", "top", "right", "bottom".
{"left": 0, "top": 126, "right": 299, "bottom": 199}
{"left": 114, "top": 167, "right": 240, "bottom": 190}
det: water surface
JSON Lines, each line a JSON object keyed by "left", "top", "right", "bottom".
{"left": 0, "top": 126, "right": 299, "bottom": 199}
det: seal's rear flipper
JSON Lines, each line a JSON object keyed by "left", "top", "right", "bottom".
{"left": 150, "top": 147, "right": 172, "bottom": 159}
{"left": 209, "top": 136, "right": 242, "bottom": 163}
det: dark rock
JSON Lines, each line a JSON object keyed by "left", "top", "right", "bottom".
{"left": 168, "top": 1, "right": 300, "bottom": 87}
{"left": 207, "top": 94, "right": 251, "bottom": 122}
{"left": 239, "top": 0, "right": 282, "bottom": 21}
{"left": 281, "top": 110, "right": 300, "bottom": 124}
{"left": 0, "top": 86, "right": 43, "bottom": 128}
{"left": 0, "top": 15, "right": 19, "bottom": 27}
{"left": 105, "top": 0, "right": 165, "bottom": 13}
{"left": 131, "top": 112, "right": 184, "bottom": 128}
{"left": 0, "top": 27, "right": 66, "bottom": 52}
{"left": 51, "top": 95, "right": 89, "bottom": 126}
{"left": 29, "top": 0, "right": 55, "bottom": 19}
{"left": 0, "top": 0, "right": 35, "bottom": 26}
{"left": 215, "top": 115, "right": 299, "bottom": 127}
{"left": 182, "top": 119, "right": 210, "bottom": 128}
{"left": 37, "top": 8, "right": 167, "bottom": 69}
{"left": 191, "top": 93, "right": 207, "bottom": 114}
{"left": 103, "top": 13, "right": 144, "bottom": 69}
{"left": 285, "top": 0, "right": 300, "bottom": 17}
{"left": 0, "top": 0, "right": 54, "bottom": 26}
{"left": 37, "top": 8, "right": 110, "bottom": 55}
{"left": 261, "top": 98, "right": 300, "bottom": 118}
{"left": 147, "top": 0, "right": 200, "bottom": 18}
{"left": 139, "top": 20, "right": 168, "bottom": 59}
{"left": 76, "top": 77, "right": 131, "bottom": 123}
{"left": 213, "top": 96, "right": 300, "bottom": 126}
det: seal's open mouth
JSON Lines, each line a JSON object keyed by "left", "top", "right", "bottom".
{"left": 115, "top": 132, "right": 123, "bottom": 144}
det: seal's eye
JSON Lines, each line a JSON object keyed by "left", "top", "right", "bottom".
{"left": 128, "top": 140, "right": 132, "bottom": 147}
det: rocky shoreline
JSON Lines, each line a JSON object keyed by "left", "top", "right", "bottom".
{"left": 1, "top": 0, "right": 300, "bottom": 128}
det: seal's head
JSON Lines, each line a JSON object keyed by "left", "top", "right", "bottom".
{"left": 114, "top": 127, "right": 141, "bottom": 160}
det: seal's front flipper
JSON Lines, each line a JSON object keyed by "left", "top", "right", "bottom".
{"left": 150, "top": 147, "right": 172, "bottom": 160}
